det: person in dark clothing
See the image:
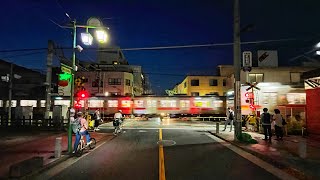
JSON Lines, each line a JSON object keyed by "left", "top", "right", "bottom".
{"left": 260, "top": 108, "right": 272, "bottom": 142}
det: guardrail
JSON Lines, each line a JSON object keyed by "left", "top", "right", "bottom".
{"left": 193, "top": 117, "right": 226, "bottom": 121}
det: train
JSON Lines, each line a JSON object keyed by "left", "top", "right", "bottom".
{"left": 56, "top": 95, "right": 226, "bottom": 117}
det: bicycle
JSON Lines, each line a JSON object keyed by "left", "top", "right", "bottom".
{"left": 113, "top": 118, "right": 123, "bottom": 135}
{"left": 75, "top": 135, "right": 96, "bottom": 157}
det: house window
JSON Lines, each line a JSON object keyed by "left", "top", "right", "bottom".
{"left": 191, "top": 79, "right": 199, "bottom": 86}
{"left": 209, "top": 79, "right": 218, "bottom": 86}
{"left": 125, "top": 79, "right": 131, "bottom": 86}
{"left": 191, "top": 92, "right": 199, "bottom": 96}
{"left": 108, "top": 78, "right": 121, "bottom": 85}
{"left": 223, "top": 79, "right": 227, "bottom": 86}
{"left": 290, "top": 72, "right": 301, "bottom": 83}
{"left": 184, "top": 82, "right": 187, "bottom": 88}
{"left": 248, "top": 73, "right": 263, "bottom": 83}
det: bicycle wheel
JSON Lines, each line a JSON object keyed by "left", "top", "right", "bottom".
{"left": 75, "top": 142, "right": 83, "bottom": 157}
{"left": 89, "top": 138, "right": 96, "bottom": 149}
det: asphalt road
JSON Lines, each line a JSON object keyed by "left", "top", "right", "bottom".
{"left": 39, "top": 127, "right": 280, "bottom": 180}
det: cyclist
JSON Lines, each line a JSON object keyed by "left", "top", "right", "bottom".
{"left": 73, "top": 111, "right": 92, "bottom": 153}
{"left": 113, "top": 110, "right": 123, "bottom": 135}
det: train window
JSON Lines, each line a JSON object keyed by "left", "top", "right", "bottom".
{"left": 194, "top": 100, "right": 209, "bottom": 107}
{"left": 191, "top": 79, "right": 199, "bottom": 86}
{"left": 40, "top": 100, "right": 46, "bottom": 107}
{"left": 213, "top": 100, "right": 223, "bottom": 107}
{"left": 0, "top": 100, "right": 2, "bottom": 107}
{"left": 287, "top": 93, "right": 306, "bottom": 104}
{"left": 122, "top": 100, "right": 131, "bottom": 107}
{"left": 262, "top": 92, "right": 277, "bottom": 105}
{"left": 147, "top": 100, "right": 157, "bottom": 107}
{"left": 54, "top": 100, "right": 70, "bottom": 106}
{"left": 108, "top": 100, "right": 118, "bottom": 107}
{"left": 20, "top": 100, "right": 37, "bottom": 107}
{"left": 180, "top": 100, "right": 190, "bottom": 108}
{"left": 160, "top": 100, "right": 176, "bottom": 107}
{"left": 134, "top": 100, "right": 144, "bottom": 108}
{"left": 89, "top": 100, "right": 104, "bottom": 107}
{"left": 209, "top": 79, "right": 218, "bottom": 86}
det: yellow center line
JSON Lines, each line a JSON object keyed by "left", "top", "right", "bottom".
{"left": 159, "top": 128, "right": 166, "bottom": 180}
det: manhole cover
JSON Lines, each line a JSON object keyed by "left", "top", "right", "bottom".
{"left": 157, "top": 140, "right": 176, "bottom": 146}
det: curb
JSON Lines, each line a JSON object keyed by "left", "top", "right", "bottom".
{"left": 19, "top": 134, "right": 115, "bottom": 179}
{"left": 208, "top": 131, "right": 312, "bottom": 180}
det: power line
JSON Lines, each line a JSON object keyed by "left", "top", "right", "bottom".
{"left": 0, "top": 37, "right": 299, "bottom": 56}
{"left": 0, "top": 51, "right": 46, "bottom": 59}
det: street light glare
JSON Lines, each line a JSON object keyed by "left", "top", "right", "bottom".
{"left": 96, "top": 30, "right": 108, "bottom": 43}
{"left": 316, "top": 50, "right": 320, "bottom": 55}
{"left": 316, "top": 42, "right": 320, "bottom": 48}
{"left": 81, "top": 33, "right": 93, "bottom": 45}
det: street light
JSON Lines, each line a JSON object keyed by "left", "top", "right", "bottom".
{"left": 66, "top": 17, "right": 109, "bottom": 153}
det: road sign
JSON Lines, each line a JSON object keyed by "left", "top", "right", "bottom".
{"left": 242, "top": 51, "right": 252, "bottom": 67}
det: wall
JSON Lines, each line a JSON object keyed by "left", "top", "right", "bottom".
{"left": 306, "top": 88, "right": 320, "bottom": 137}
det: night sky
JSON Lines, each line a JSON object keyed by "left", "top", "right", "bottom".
{"left": 1, "top": 0, "right": 320, "bottom": 95}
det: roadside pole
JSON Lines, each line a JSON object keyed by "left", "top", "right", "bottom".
{"left": 233, "top": 0, "right": 242, "bottom": 140}
{"left": 45, "top": 40, "right": 54, "bottom": 119}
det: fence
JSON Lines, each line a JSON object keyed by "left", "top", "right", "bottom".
{"left": 0, "top": 115, "right": 68, "bottom": 130}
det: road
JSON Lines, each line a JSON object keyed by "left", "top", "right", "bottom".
{"left": 33, "top": 118, "right": 286, "bottom": 180}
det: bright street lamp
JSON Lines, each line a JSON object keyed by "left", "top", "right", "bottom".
{"left": 96, "top": 29, "right": 108, "bottom": 43}
{"left": 65, "top": 17, "right": 109, "bottom": 153}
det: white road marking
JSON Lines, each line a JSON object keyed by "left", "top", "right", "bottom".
{"left": 205, "top": 133, "right": 298, "bottom": 180}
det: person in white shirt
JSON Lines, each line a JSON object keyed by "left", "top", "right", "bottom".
{"left": 114, "top": 110, "right": 123, "bottom": 119}
{"left": 273, "top": 109, "right": 283, "bottom": 140}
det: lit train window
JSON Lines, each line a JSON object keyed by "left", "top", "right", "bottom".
{"left": 287, "top": 93, "right": 306, "bottom": 104}
{"left": 194, "top": 100, "right": 209, "bottom": 107}
{"left": 147, "top": 100, "right": 157, "bottom": 107}
{"left": 263, "top": 92, "right": 277, "bottom": 105}
{"left": 122, "top": 100, "right": 131, "bottom": 108}
{"left": 180, "top": 100, "right": 190, "bottom": 108}
{"left": 20, "top": 100, "right": 37, "bottom": 107}
{"left": 0, "top": 100, "right": 3, "bottom": 107}
{"left": 160, "top": 100, "right": 176, "bottom": 107}
{"left": 54, "top": 100, "right": 70, "bottom": 106}
{"left": 40, "top": 100, "right": 46, "bottom": 107}
{"left": 108, "top": 100, "right": 118, "bottom": 107}
{"left": 6, "top": 100, "right": 17, "bottom": 107}
{"left": 89, "top": 100, "right": 104, "bottom": 107}
{"left": 213, "top": 100, "right": 223, "bottom": 107}
{"left": 134, "top": 100, "right": 144, "bottom": 108}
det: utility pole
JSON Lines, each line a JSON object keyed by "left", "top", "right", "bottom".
{"left": 8, "top": 64, "right": 13, "bottom": 126}
{"left": 45, "top": 40, "right": 54, "bottom": 119}
{"left": 233, "top": 0, "right": 242, "bottom": 139}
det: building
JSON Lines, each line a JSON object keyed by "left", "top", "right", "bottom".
{"left": 0, "top": 60, "right": 46, "bottom": 108}
{"left": 172, "top": 75, "right": 229, "bottom": 96}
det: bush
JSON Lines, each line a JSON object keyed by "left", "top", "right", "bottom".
{"left": 237, "top": 132, "right": 258, "bottom": 144}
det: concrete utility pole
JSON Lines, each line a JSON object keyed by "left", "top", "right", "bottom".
{"left": 45, "top": 40, "right": 54, "bottom": 119}
{"left": 8, "top": 64, "right": 13, "bottom": 126}
{"left": 233, "top": 0, "right": 242, "bottom": 139}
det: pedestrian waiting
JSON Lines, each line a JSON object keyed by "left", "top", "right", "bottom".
{"left": 222, "top": 107, "right": 234, "bottom": 132}
{"left": 273, "top": 109, "right": 284, "bottom": 140}
{"left": 260, "top": 108, "right": 272, "bottom": 142}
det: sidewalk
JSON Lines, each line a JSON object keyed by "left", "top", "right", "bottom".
{"left": 210, "top": 129, "right": 320, "bottom": 180}
{"left": 0, "top": 128, "right": 114, "bottom": 179}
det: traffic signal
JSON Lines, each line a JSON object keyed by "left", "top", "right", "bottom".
{"left": 58, "top": 73, "right": 71, "bottom": 87}
{"left": 76, "top": 90, "right": 89, "bottom": 99}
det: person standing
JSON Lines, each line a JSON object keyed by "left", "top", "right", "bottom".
{"left": 94, "top": 109, "right": 101, "bottom": 131}
{"left": 273, "top": 109, "right": 283, "bottom": 140}
{"left": 260, "top": 108, "right": 272, "bottom": 142}
{"left": 223, "top": 107, "right": 234, "bottom": 132}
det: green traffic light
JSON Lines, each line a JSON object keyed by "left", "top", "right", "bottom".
{"left": 59, "top": 73, "right": 72, "bottom": 81}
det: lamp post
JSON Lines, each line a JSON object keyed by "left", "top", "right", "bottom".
{"left": 233, "top": 0, "right": 242, "bottom": 139}
{"left": 64, "top": 18, "right": 108, "bottom": 153}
